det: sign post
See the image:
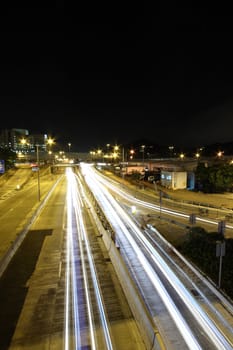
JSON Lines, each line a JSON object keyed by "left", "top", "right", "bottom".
{"left": 216, "top": 240, "right": 226, "bottom": 289}
{"left": 218, "top": 220, "right": 226, "bottom": 237}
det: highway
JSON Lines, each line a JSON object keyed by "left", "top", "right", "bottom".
{"left": 0, "top": 164, "right": 233, "bottom": 349}
{"left": 80, "top": 163, "right": 233, "bottom": 349}
{"left": 0, "top": 166, "right": 145, "bottom": 350}
{"left": 63, "top": 168, "right": 145, "bottom": 349}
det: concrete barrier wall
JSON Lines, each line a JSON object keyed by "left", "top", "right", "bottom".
{"left": 89, "top": 204, "right": 166, "bottom": 350}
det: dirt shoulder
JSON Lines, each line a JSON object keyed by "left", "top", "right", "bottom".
{"left": 161, "top": 187, "right": 233, "bottom": 210}
{"left": 137, "top": 210, "right": 188, "bottom": 247}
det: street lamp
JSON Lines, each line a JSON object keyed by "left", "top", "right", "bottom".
{"left": 47, "top": 138, "right": 55, "bottom": 152}
{"left": 47, "top": 138, "right": 55, "bottom": 164}
{"left": 129, "top": 149, "right": 135, "bottom": 160}
{"left": 195, "top": 152, "right": 200, "bottom": 164}
{"left": 141, "top": 145, "right": 145, "bottom": 166}
{"left": 20, "top": 138, "right": 29, "bottom": 160}
{"left": 217, "top": 151, "right": 224, "bottom": 159}
{"left": 20, "top": 138, "right": 27, "bottom": 149}
{"left": 113, "top": 145, "right": 119, "bottom": 163}
{"left": 68, "top": 143, "right": 71, "bottom": 152}
{"left": 36, "top": 144, "right": 41, "bottom": 201}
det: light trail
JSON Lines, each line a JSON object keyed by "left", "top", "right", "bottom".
{"left": 80, "top": 164, "right": 201, "bottom": 349}
{"left": 120, "top": 209, "right": 233, "bottom": 350}
{"left": 84, "top": 165, "right": 233, "bottom": 230}
{"left": 73, "top": 173, "right": 114, "bottom": 350}
{"left": 144, "top": 225, "right": 233, "bottom": 335}
{"left": 80, "top": 163, "right": 233, "bottom": 349}
{"left": 64, "top": 168, "right": 114, "bottom": 350}
{"left": 65, "top": 168, "right": 82, "bottom": 350}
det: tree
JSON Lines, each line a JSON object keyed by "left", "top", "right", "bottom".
{"left": 180, "top": 226, "right": 233, "bottom": 298}
{"left": 195, "top": 162, "right": 233, "bottom": 193}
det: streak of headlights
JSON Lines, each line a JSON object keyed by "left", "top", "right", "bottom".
{"left": 81, "top": 164, "right": 233, "bottom": 349}
{"left": 116, "top": 204, "right": 232, "bottom": 350}
{"left": 74, "top": 173, "right": 114, "bottom": 350}
{"left": 84, "top": 165, "right": 233, "bottom": 230}
{"left": 81, "top": 164, "right": 201, "bottom": 350}
{"left": 65, "top": 168, "right": 114, "bottom": 350}
{"left": 65, "top": 168, "right": 81, "bottom": 350}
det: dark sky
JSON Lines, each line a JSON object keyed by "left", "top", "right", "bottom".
{"left": 1, "top": 2, "right": 233, "bottom": 152}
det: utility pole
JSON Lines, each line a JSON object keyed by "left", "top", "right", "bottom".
{"left": 36, "top": 144, "right": 41, "bottom": 201}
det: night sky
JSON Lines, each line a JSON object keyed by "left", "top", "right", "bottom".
{"left": 1, "top": 3, "right": 233, "bottom": 152}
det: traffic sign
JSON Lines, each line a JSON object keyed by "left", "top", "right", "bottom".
{"left": 0, "top": 160, "right": 5, "bottom": 174}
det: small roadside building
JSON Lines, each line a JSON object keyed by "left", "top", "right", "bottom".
{"left": 160, "top": 170, "right": 187, "bottom": 190}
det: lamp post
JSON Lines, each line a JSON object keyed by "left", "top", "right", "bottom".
{"left": 20, "top": 138, "right": 27, "bottom": 151}
{"left": 47, "top": 138, "right": 54, "bottom": 161}
{"left": 20, "top": 138, "right": 29, "bottom": 162}
{"left": 195, "top": 152, "right": 200, "bottom": 165}
{"left": 180, "top": 152, "right": 185, "bottom": 160}
{"left": 141, "top": 145, "right": 145, "bottom": 166}
{"left": 129, "top": 149, "right": 135, "bottom": 160}
{"left": 113, "top": 145, "right": 119, "bottom": 164}
{"left": 36, "top": 144, "right": 41, "bottom": 201}
{"left": 217, "top": 150, "right": 224, "bottom": 161}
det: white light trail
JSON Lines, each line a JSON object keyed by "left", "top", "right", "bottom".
{"left": 86, "top": 165, "right": 233, "bottom": 230}
{"left": 66, "top": 168, "right": 96, "bottom": 350}
{"left": 80, "top": 163, "right": 233, "bottom": 349}
{"left": 80, "top": 164, "right": 201, "bottom": 349}
{"left": 65, "top": 168, "right": 114, "bottom": 350}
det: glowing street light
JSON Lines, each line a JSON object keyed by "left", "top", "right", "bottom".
{"left": 129, "top": 149, "right": 135, "bottom": 160}
{"left": 47, "top": 138, "right": 55, "bottom": 164}
{"left": 180, "top": 153, "right": 185, "bottom": 160}
{"left": 20, "top": 138, "right": 27, "bottom": 147}
{"left": 112, "top": 145, "right": 119, "bottom": 163}
{"left": 20, "top": 138, "right": 28, "bottom": 153}
{"left": 47, "top": 137, "right": 55, "bottom": 148}
{"left": 141, "top": 145, "right": 145, "bottom": 166}
{"left": 217, "top": 151, "right": 224, "bottom": 158}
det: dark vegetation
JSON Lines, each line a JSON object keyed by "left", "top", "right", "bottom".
{"left": 179, "top": 226, "right": 233, "bottom": 300}
{"left": 195, "top": 162, "right": 233, "bottom": 193}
